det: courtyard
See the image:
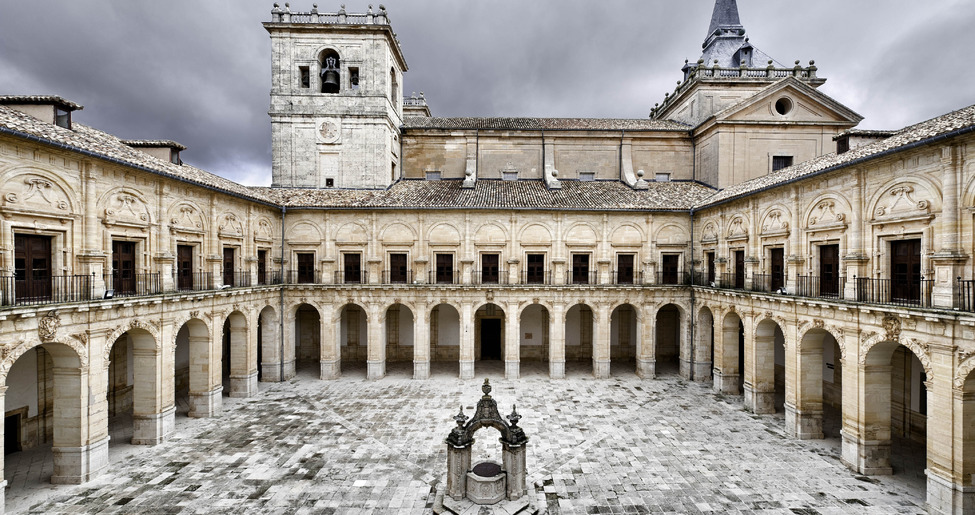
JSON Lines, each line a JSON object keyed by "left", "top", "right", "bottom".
{"left": 9, "top": 363, "right": 925, "bottom": 514}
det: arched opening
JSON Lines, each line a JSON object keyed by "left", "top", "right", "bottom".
{"left": 222, "top": 311, "right": 250, "bottom": 397}
{"left": 4, "top": 342, "right": 91, "bottom": 491}
{"left": 339, "top": 304, "right": 368, "bottom": 377}
{"left": 564, "top": 304, "right": 594, "bottom": 377}
{"left": 958, "top": 370, "right": 975, "bottom": 507}
{"left": 715, "top": 311, "right": 745, "bottom": 395}
{"left": 475, "top": 303, "right": 505, "bottom": 376}
{"left": 106, "top": 328, "right": 158, "bottom": 449}
{"left": 429, "top": 303, "right": 460, "bottom": 377}
{"left": 258, "top": 306, "right": 279, "bottom": 382}
{"left": 174, "top": 319, "right": 214, "bottom": 419}
{"left": 384, "top": 304, "right": 414, "bottom": 378}
{"left": 750, "top": 319, "right": 785, "bottom": 414}
{"left": 696, "top": 307, "right": 715, "bottom": 382}
{"left": 390, "top": 67, "right": 398, "bottom": 108}
{"left": 862, "top": 342, "right": 928, "bottom": 493}
{"left": 320, "top": 49, "right": 341, "bottom": 94}
{"left": 295, "top": 304, "right": 322, "bottom": 375}
{"left": 654, "top": 304, "right": 682, "bottom": 375}
{"left": 519, "top": 304, "right": 549, "bottom": 377}
{"left": 794, "top": 329, "right": 842, "bottom": 440}
{"left": 470, "top": 426, "right": 503, "bottom": 472}
{"left": 610, "top": 304, "right": 638, "bottom": 376}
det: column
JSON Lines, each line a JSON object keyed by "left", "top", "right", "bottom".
{"left": 460, "top": 304, "right": 474, "bottom": 379}
{"left": 504, "top": 308, "right": 520, "bottom": 380}
{"left": 592, "top": 304, "right": 611, "bottom": 379}
{"left": 849, "top": 360, "right": 894, "bottom": 475}
{"left": 787, "top": 188, "right": 803, "bottom": 293}
{"left": 636, "top": 305, "right": 655, "bottom": 379}
{"left": 320, "top": 304, "right": 340, "bottom": 380}
{"left": 843, "top": 169, "right": 867, "bottom": 300}
{"left": 51, "top": 366, "right": 108, "bottom": 484}
{"left": 679, "top": 311, "right": 693, "bottom": 380}
{"left": 413, "top": 306, "right": 430, "bottom": 379}
{"left": 227, "top": 322, "right": 256, "bottom": 397}
{"left": 787, "top": 336, "right": 824, "bottom": 440}
{"left": 282, "top": 310, "right": 296, "bottom": 380}
{"left": 744, "top": 322, "right": 776, "bottom": 415}
{"left": 548, "top": 305, "right": 565, "bottom": 379}
{"left": 366, "top": 304, "right": 385, "bottom": 380}
{"left": 692, "top": 314, "right": 713, "bottom": 382}
{"left": 260, "top": 311, "right": 282, "bottom": 382}
{"left": 839, "top": 335, "right": 864, "bottom": 472}
{"left": 931, "top": 145, "right": 966, "bottom": 308}
{"left": 188, "top": 326, "right": 221, "bottom": 418}
{"left": 925, "top": 344, "right": 960, "bottom": 513}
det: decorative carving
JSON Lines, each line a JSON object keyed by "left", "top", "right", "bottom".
{"left": 219, "top": 213, "right": 244, "bottom": 236}
{"left": 874, "top": 185, "right": 931, "bottom": 219}
{"left": 170, "top": 204, "right": 204, "bottom": 230}
{"left": 882, "top": 315, "right": 901, "bottom": 342}
{"left": 4, "top": 176, "right": 71, "bottom": 212}
{"left": 727, "top": 216, "right": 748, "bottom": 239}
{"left": 318, "top": 118, "right": 341, "bottom": 144}
{"left": 808, "top": 200, "right": 846, "bottom": 227}
{"left": 104, "top": 192, "right": 150, "bottom": 224}
{"left": 761, "top": 209, "right": 789, "bottom": 234}
{"left": 38, "top": 311, "right": 60, "bottom": 342}
{"left": 701, "top": 222, "right": 718, "bottom": 242}
{"left": 256, "top": 219, "right": 274, "bottom": 240}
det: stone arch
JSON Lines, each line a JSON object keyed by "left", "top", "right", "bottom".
{"left": 609, "top": 302, "right": 640, "bottom": 375}
{"left": 334, "top": 222, "right": 367, "bottom": 244}
{"left": 167, "top": 201, "right": 208, "bottom": 232}
{"left": 860, "top": 332, "right": 933, "bottom": 380}
{"left": 519, "top": 302, "right": 550, "bottom": 366}
{"left": 797, "top": 321, "right": 847, "bottom": 364}
{"left": 610, "top": 224, "right": 644, "bottom": 246}
{"left": 0, "top": 168, "right": 78, "bottom": 213}
{"left": 564, "top": 222, "right": 598, "bottom": 245}
{"left": 222, "top": 311, "right": 252, "bottom": 397}
{"left": 380, "top": 221, "right": 417, "bottom": 245}
{"left": 428, "top": 222, "right": 462, "bottom": 245}
{"left": 956, "top": 354, "right": 975, "bottom": 390}
{"left": 793, "top": 326, "right": 845, "bottom": 439}
{"left": 759, "top": 204, "right": 791, "bottom": 235}
{"left": 0, "top": 338, "right": 84, "bottom": 386}
{"left": 287, "top": 220, "right": 324, "bottom": 243}
{"left": 655, "top": 224, "right": 689, "bottom": 245}
{"left": 105, "top": 320, "right": 161, "bottom": 365}
{"left": 564, "top": 302, "right": 595, "bottom": 375}
{"left": 804, "top": 193, "right": 852, "bottom": 229}
{"left": 384, "top": 302, "right": 415, "bottom": 364}
{"left": 715, "top": 309, "right": 745, "bottom": 394}
{"left": 295, "top": 303, "right": 323, "bottom": 373}
{"left": 696, "top": 305, "right": 715, "bottom": 382}
{"left": 654, "top": 303, "right": 684, "bottom": 374}
{"left": 473, "top": 222, "right": 508, "bottom": 245}
{"left": 726, "top": 214, "right": 750, "bottom": 239}
{"left": 868, "top": 176, "right": 942, "bottom": 222}
{"left": 750, "top": 317, "right": 786, "bottom": 414}
{"left": 338, "top": 302, "right": 368, "bottom": 371}
{"left": 519, "top": 224, "right": 552, "bottom": 245}
{"left": 105, "top": 326, "right": 162, "bottom": 444}
{"left": 258, "top": 305, "right": 280, "bottom": 381}
{"left": 171, "top": 315, "right": 209, "bottom": 350}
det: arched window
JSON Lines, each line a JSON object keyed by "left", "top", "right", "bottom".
{"left": 320, "top": 49, "right": 341, "bottom": 94}
{"left": 390, "top": 68, "right": 398, "bottom": 108}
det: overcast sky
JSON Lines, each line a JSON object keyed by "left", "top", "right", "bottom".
{"left": 2, "top": 0, "right": 973, "bottom": 186}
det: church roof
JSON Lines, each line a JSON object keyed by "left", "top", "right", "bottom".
{"left": 706, "top": 0, "right": 743, "bottom": 43}
{"left": 254, "top": 179, "right": 716, "bottom": 211}
{"left": 404, "top": 117, "right": 690, "bottom": 132}
{"left": 700, "top": 103, "right": 975, "bottom": 208}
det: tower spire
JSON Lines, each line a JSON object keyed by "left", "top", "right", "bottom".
{"left": 705, "top": 0, "right": 744, "bottom": 46}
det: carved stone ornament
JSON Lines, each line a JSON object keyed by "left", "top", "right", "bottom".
{"left": 4, "top": 176, "right": 70, "bottom": 211}
{"left": 808, "top": 200, "right": 846, "bottom": 227}
{"left": 882, "top": 315, "right": 901, "bottom": 342}
{"left": 318, "top": 118, "right": 341, "bottom": 144}
{"left": 104, "top": 192, "right": 149, "bottom": 225}
{"left": 761, "top": 210, "right": 789, "bottom": 234}
{"left": 38, "top": 311, "right": 61, "bottom": 342}
{"left": 701, "top": 222, "right": 718, "bottom": 242}
{"left": 219, "top": 213, "right": 244, "bottom": 236}
{"left": 874, "top": 185, "right": 930, "bottom": 219}
{"left": 170, "top": 204, "right": 204, "bottom": 230}
{"left": 727, "top": 217, "right": 748, "bottom": 239}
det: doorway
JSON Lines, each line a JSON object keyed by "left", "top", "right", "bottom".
{"left": 112, "top": 241, "right": 136, "bottom": 295}
{"left": 891, "top": 239, "right": 921, "bottom": 302}
{"left": 14, "top": 234, "right": 52, "bottom": 300}
{"left": 480, "top": 319, "right": 502, "bottom": 360}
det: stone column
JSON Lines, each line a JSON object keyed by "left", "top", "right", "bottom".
{"left": 504, "top": 308, "right": 520, "bottom": 380}
{"left": 460, "top": 304, "right": 475, "bottom": 379}
{"left": 260, "top": 310, "right": 282, "bottom": 382}
{"left": 636, "top": 305, "right": 655, "bottom": 379}
{"left": 849, "top": 361, "right": 894, "bottom": 475}
{"left": 132, "top": 346, "right": 174, "bottom": 445}
{"left": 548, "top": 305, "right": 565, "bottom": 379}
{"left": 745, "top": 323, "right": 776, "bottom": 415}
{"left": 366, "top": 304, "right": 385, "bottom": 380}
{"left": 951, "top": 384, "right": 975, "bottom": 512}
{"left": 592, "top": 304, "right": 611, "bottom": 379}
{"left": 925, "top": 343, "right": 958, "bottom": 513}
{"left": 787, "top": 336, "right": 824, "bottom": 440}
{"left": 320, "top": 304, "right": 340, "bottom": 380}
{"left": 52, "top": 366, "right": 109, "bottom": 484}
{"left": 692, "top": 314, "right": 713, "bottom": 382}
{"left": 227, "top": 323, "right": 256, "bottom": 397}
{"left": 446, "top": 444, "right": 472, "bottom": 500}
{"left": 679, "top": 311, "right": 693, "bottom": 381}
{"left": 282, "top": 310, "right": 296, "bottom": 380}
{"left": 839, "top": 334, "right": 863, "bottom": 472}
{"left": 188, "top": 327, "right": 221, "bottom": 418}
{"left": 502, "top": 442, "right": 527, "bottom": 500}
{"left": 413, "top": 306, "right": 430, "bottom": 380}
{"left": 931, "top": 145, "right": 966, "bottom": 309}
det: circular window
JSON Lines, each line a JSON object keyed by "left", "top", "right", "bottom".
{"left": 775, "top": 97, "right": 793, "bottom": 116}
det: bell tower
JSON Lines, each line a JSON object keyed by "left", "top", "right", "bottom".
{"left": 265, "top": 3, "right": 408, "bottom": 189}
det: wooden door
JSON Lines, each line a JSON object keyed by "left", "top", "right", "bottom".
{"left": 298, "top": 253, "right": 316, "bottom": 283}
{"left": 572, "top": 254, "right": 590, "bottom": 284}
{"left": 526, "top": 254, "right": 545, "bottom": 284}
{"left": 15, "top": 235, "right": 52, "bottom": 300}
{"left": 662, "top": 254, "right": 679, "bottom": 285}
{"left": 770, "top": 248, "right": 784, "bottom": 291}
{"left": 343, "top": 253, "right": 360, "bottom": 284}
{"left": 734, "top": 250, "right": 745, "bottom": 289}
{"left": 481, "top": 254, "right": 499, "bottom": 284}
{"left": 617, "top": 254, "right": 634, "bottom": 284}
{"left": 176, "top": 245, "right": 193, "bottom": 290}
{"left": 257, "top": 250, "right": 267, "bottom": 285}
{"left": 706, "top": 252, "right": 715, "bottom": 284}
{"left": 891, "top": 239, "right": 921, "bottom": 302}
{"left": 223, "top": 248, "right": 235, "bottom": 287}
{"left": 819, "top": 244, "right": 839, "bottom": 297}
{"left": 436, "top": 254, "right": 453, "bottom": 284}
{"left": 389, "top": 253, "right": 408, "bottom": 283}
{"left": 112, "top": 241, "right": 136, "bottom": 295}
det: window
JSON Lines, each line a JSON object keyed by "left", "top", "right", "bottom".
{"left": 176, "top": 245, "right": 194, "bottom": 290}
{"left": 112, "top": 240, "right": 136, "bottom": 295}
{"left": 320, "top": 50, "right": 341, "bottom": 94}
{"left": 388, "top": 253, "right": 408, "bottom": 283}
{"left": 15, "top": 234, "right": 53, "bottom": 300}
{"left": 425, "top": 171, "right": 442, "bottom": 181}
{"left": 661, "top": 254, "right": 680, "bottom": 285}
{"left": 349, "top": 67, "right": 359, "bottom": 90}
{"left": 502, "top": 171, "right": 518, "bottom": 181}
{"left": 772, "top": 156, "right": 793, "bottom": 172}
{"left": 706, "top": 252, "right": 716, "bottom": 285}
{"left": 526, "top": 254, "right": 545, "bottom": 284}
{"left": 579, "top": 171, "right": 595, "bottom": 182}
{"left": 571, "top": 254, "right": 590, "bottom": 284}
{"left": 774, "top": 97, "right": 793, "bottom": 116}
{"left": 223, "top": 247, "right": 236, "bottom": 287}
{"left": 435, "top": 253, "right": 454, "bottom": 284}
{"left": 343, "top": 253, "right": 361, "bottom": 284}
{"left": 299, "top": 66, "right": 310, "bottom": 89}
{"left": 390, "top": 68, "right": 398, "bottom": 108}
{"left": 655, "top": 172, "right": 671, "bottom": 182}
{"left": 257, "top": 250, "right": 268, "bottom": 285}
{"left": 481, "top": 254, "right": 500, "bottom": 284}
{"left": 169, "top": 150, "right": 181, "bottom": 165}
{"left": 617, "top": 254, "right": 635, "bottom": 285}
{"left": 54, "top": 108, "right": 70, "bottom": 129}
{"left": 297, "top": 252, "right": 315, "bottom": 283}
{"left": 325, "top": 178, "right": 334, "bottom": 188}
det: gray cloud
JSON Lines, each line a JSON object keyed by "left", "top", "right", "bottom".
{"left": 1, "top": 0, "right": 972, "bottom": 186}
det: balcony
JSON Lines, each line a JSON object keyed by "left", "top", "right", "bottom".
{"left": 1, "top": 274, "right": 94, "bottom": 306}
{"left": 612, "top": 271, "right": 643, "bottom": 286}
{"left": 471, "top": 269, "right": 508, "bottom": 285}
{"left": 517, "top": 271, "right": 552, "bottom": 286}
{"left": 332, "top": 270, "right": 365, "bottom": 285}
{"left": 177, "top": 272, "right": 214, "bottom": 292}
{"left": 104, "top": 272, "right": 163, "bottom": 298}
{"left": 566, "top": 270, "right": 598, "bottom": 285}
{"left": 429, "top": 270, "right": 460, "bottom": 285}
{"left": 382, "top": 270, "right": 415, "bottom": 285}
{"left": 222, "top": 271, "right": 252, "bottom": 288}
{"left": 795, "top": 275, "right": 844, "bottom": 300}
{"left": 855, "top": 276, "right": 933, "bottom": 308}
{"left": 655, "top": 271, "right": 690, "bottom": 286}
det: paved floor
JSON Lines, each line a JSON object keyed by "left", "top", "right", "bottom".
{"left": 7, "top": 361, "right": 926, "bottom": 514}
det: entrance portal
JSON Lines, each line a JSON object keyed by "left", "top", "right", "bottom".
{"left": 480, "top": 319, "right": 502, "bottom": 360}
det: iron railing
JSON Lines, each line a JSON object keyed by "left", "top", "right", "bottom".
{"left": 718, "top": 272, "right": 744, "bottom": 290}
{"left": 3, "top": 274, "right": 94, "bottom": 305}
{"left": 566, "top": 270, "right": 598, "bottom": 285}
{"left": 958, "top": 278, "right": 975, "bottom": 312}
{"left": 222, "top": 271, "right": 252, "bottom": 288}
{"left": 655, "top": 272, "right": 690, "bottom": 286}
{"left": 177, "top": 272, "right": 214, "bottom": 292}
{"left": 382, "top": 270, "right": 414, "bottom": 284}
{"left": 104, "top": 272, "right": 162, "bottom": 298}
{"left": 332, "top": 270, "right": 365, "bottom": 285}
{"left": 612, "top": 271, "right": 643, "bottom": 286}
{"left": 471, "top": 269, "right": 508, "bottom": 285}
{"left": 855, "top": 276, "right": 933, "bottom": 308}
{"left": 429, "top": 270, "right": 460, "bottom": 285}
{"left": 517, "top": 271, "right": 552, "bottom": 286}
{"left": 795, "top": 275, "right": 844, "bottom": 299}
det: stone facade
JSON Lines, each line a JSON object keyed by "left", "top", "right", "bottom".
{"left": 0, "top": 1, "right": 974, "bottom": 514}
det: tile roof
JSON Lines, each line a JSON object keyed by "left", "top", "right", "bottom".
{"left": 0, "top": 95, "right": 83, "bottom": 111}
{"left": 253, "top": 179, "right": 716, "bottom": 211}
{"left": 0, "top": 105, "right": 275, "bottom": 204}
{"left": 832, "top": 128, "right": 897, "bottom": 141}
{"left": 701, "top": 103, "right": 975, "bottom": 207}
{"left": 404, "top": 117, "right": 690, "bottom": 131}
{"left": 121, "top": 139, "right": 187, "bottom": 151}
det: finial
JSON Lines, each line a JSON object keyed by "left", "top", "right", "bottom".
{"left": 684, "top": 59, "right": 689, "bottom": 64}
{"left": 809, "top": 60, "right": 815, "bottom": 66}
{"left": 273, "top": 3, "right": 279, "bottom": 7}
{"left": 507, "top": 405, "right": 522, "bottom": 427}
{"left": 482, "top": 378, "right": 492, "bottom": 396}
{"left": 379, "top": 4, "right": 386, "bottom": 12}
{"left": 551, "top": 169, "right": 558, "bottom": 178}
{"left": 368, "top": 4, "right": 373, "bottom": 12}
{"left": 795, "top": 60, "right": 801, "bottom": 65}
{"left": 454, "top": 406, "right": 468, "bottom": 427}
{"left": 637, "top": 169, "right": 645, "bottom": 178}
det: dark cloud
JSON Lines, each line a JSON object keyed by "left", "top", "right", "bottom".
{"left": 1, "top": 0, "right": 972, "bottom": 185}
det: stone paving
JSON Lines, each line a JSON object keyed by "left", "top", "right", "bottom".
{"left": 9, "top": 361, "right": 926, "bottom": 514}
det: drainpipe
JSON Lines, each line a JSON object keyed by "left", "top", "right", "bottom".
{"left": 688, "top": 138, "right": 698, "bottom": 382}
{"left": 280, "top": 206, "right": 286, "bottom": 382}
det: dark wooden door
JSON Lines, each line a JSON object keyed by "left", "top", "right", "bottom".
{"left": 223, "top": 248, "right": 235, "bottom": 287}
{"left": 572, "top": 254, "right": 590, "bottom": 284}
{"left": 481, "top": 254, "right": 499, "bottom": 284}
{"left": 734, "top": 250, "right": 745, "bottom": 289}
{"left": 298, "top": 253, "right": 316, "bottom": 283}
{"left": 526, "top": 254, "right": 544, "bottom": 284}
{"left": 617, "top": 254, "right": 634, "bottom": 284}
{"left": 257, "top": 250, "right": 267, "bottom": 285}
{"left": 436, "top": 254, "right": 454, "bottom": 284}
{"left": 891, "top": 239, "right": 921, "bottom": 302}
{"left": 770, "top": 248, "right": 784, "bottom": 291}
{"left": 15, "top": 235, "right": 52, "bottom": 300}
{"left": 343, "top": 253, "right": 360, "bottom": 284}
{"left": 177, "top": 245, "right": 193, "bottom": 290}
{"left": 389, "top": 253, "right": 408, "bottom": 283}
{"left": 820, "top": 244, "right": 839, "bottom": 297}
{"left": 662, "top": 254, "right": 679, "bottom": 285}
{"left": 112, "top": 241, "right": 136, "bottom": 295}
{"left": 480, "top": 319, "right": 502, "bottom": 360}
{"left": 4, "top": 414, "right": 20, "bottom": 454}
{"left": 706, "top": 252, "right": 715, "bottom": 284}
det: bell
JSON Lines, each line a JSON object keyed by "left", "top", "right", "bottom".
{"left": 322, "top": 69, "right": 340, "bottom": 93}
